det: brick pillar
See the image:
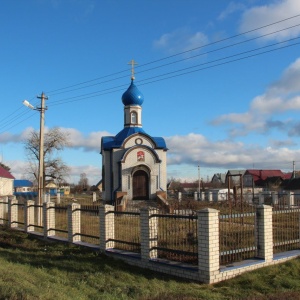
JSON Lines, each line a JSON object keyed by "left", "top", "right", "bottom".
{"left": 0, "top": 197, "right": 5, "bottom": 225}
{"left": 256, "top": 205, "right": 273, "bottom": 262}
{"left": 140, "top": 208, "right": 158, "bottom": 261}
{"left": 258, "top": 193, "right": 264, "bottom": 204}
{"left": 68, "top": 203, "right": 81, "bottom": 243}
{"left": 43, "top": 202, "right": 55, "bottom": 237}
{"left": 271, "top": 192, "right": 278, "bottom": 206}
{"left": 207, "top": 191, "right": 213, "bottom": 202}
{"left": 25, "top": 200, "right": 35, "bottom": 232}
{"left": 8, "top": 198, "right": 18, "bottom": 228}
{"left": 200, "top": 191, "right": 204, "bottom": 201}
{"left": 178, "top": 192, "right": 182, "bottom": 201}
{"left": 194, "top": 192, "right": 198, "bottom": 201}
{"left": 197, "top": 208, "right": 220, "bottom": 283}
{"left": 288, "top": 192, "right": 294, "bottom": 208}
{"left": 56, "top": 193, "right": 61, "bottom": 204}
{"left": 99, "top": 205, "right": 115, "bottom": 251}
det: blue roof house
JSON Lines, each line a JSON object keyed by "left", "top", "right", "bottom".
{"left": 14, "top": 180, "right": 33, "bottom": 193}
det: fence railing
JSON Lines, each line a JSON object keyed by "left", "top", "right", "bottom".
{"left": 53, "top": 205, "right": 68, "bottom": 239}
{"left": 273, "top": 208, "right": 300, "bottom": 253}
{"left": 0, "top": 197, "right": 299, "bottom": 284}
{"left": 113, "top": 211, "right": 140, "bottom": 253}
{"left": 219, "top": 211, "right": 257, "bottom": 265}
{"left": 155, "top": 213, "right": 198, "bottom": 264}
{"left": 79, "top": 205, "right": 100, "bottom": 245}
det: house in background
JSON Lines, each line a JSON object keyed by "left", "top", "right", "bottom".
{"left": 211, "top": 173, "right": 226, "bottom": 187}
{"left": 244, "top": 169, "right": 291, "bottom": 191}
{"left": 283, "top": 177, "right": 300, "bottom": 202}
{"left": 0, "top": 166, "right": 15, "bottom": 195}
{"left": 14, "top": 180, "right": 33, "bottom": 193}
{"left": 45, "top": 181, "right": 58, "bottom": 196}
{"left": 95, "top": 179, "right": 102, "bottom": 192}
{"left": 226, "top": 170, "right": 246, "bottom": 187}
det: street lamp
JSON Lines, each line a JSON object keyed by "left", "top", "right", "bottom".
{"left": 23, "top": 92, "right": 48, "bottom": 225}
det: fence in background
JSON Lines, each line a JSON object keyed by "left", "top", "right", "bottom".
{"left": 0, "top": 195, "right": 299, "bottom": 284}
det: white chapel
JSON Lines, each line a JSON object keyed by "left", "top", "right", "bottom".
{"left": 100, "top": 70, "right": 168, "bottom": 203}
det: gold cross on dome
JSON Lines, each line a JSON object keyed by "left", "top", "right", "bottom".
{"left": 128, "top": 59, "right": 138, "bottom": 80}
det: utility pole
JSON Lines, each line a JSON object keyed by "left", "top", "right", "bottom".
{"left": 198, "top": 165, "right": 200, "bottom": 193}
{"left": 293, "top": 160, "right": 296, "bottom": 179}
{"left": 37, "top": 92, "right": 48, "bottom": 224}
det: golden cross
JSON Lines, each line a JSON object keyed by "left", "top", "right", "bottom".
{"left": 128, "top": 59, "right": 138, "bottom": 80}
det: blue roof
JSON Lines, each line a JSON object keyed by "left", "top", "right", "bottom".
{"left": 14, "top": 180, "right": 33, "bottom": 187}
{"left": 102, "top": 127, "right": 167, "bottom": 151}
{"left": 122, "top": 81, "right": 144, "bottom": 106}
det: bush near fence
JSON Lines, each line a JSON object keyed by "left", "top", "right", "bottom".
{"left": 0, "top": 195, "right": 299, "bottom": 284}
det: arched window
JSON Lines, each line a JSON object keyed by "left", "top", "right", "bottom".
{"left": 131, "top": 111, "right": 137, "bottom": 124}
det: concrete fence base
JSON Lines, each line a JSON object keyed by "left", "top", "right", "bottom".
{"left": 1, "top": 199, "right": 300, "bottom": 284}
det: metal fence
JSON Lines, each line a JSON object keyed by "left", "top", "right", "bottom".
{"left": 32, "top": 204, "right": 44, "bottom": 233}
{"left": 79, "top": 205, "right": 100, "bottom": 244}
{"left": 113, "top": 211, "right": 141, "bottom": 253}
{"left": 53, "top": 205, "right": 68, "bottom": 239}
{"left": 219, "top": 210, "right": 257, "bottom": 265}
{"left": 154, "top": 213, "right": 198, "bottom": 264}
{"left": 16, "top": 202, "right": 25, "bottom": 230}
{"left": 273, "top": 207, "right": 300, "bottom": 253}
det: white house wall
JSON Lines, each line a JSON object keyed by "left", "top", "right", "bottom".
{"left": 0, "top": 178, "right": 14, "bottom": 196}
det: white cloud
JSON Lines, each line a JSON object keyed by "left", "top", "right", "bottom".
{"left": 165, "top": 133, "right": 299, "bottom": 170}
{"left": 239, "top": 0, "right": 300, "bottom": 41}
{"left": 211, "top": 57, "right": 300, "bottom": 136}
{"left": 153, "top": 28, "right": 208, "bottom": 55}
{"left": 218, "top": 2, "right": 246, "bottom": 20}
{"left": 68, "top": 164, "right": 101, "bottom": 185}
{"left": 0, "top": 127, "right": 34, "bottom": 144}
{"left": 62, "top": 128, "right": 111, "bottom": 151}
{"left": 0, "top": 126, "right": 112, "bottom": 152}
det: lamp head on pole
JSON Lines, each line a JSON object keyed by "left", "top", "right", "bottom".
{"left": 23, "top": 100, "right": 35, "bottom": 110}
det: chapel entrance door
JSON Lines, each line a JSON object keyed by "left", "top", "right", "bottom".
{"left": 132, "top": 170, "right": 149, "bottom": 200}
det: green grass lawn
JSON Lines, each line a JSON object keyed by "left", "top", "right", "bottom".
{"left": 0, "top": 227, "right": 300, "bottom": 300}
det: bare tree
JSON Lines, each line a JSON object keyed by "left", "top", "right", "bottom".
{"left": 24, "top": 127, "right": 70, "bottom": 187}
{"left": 78, "top": 173, "right": 89, "bottom": 191}
{"left": 0, "top": 162, "right": 11, "bottom": 171}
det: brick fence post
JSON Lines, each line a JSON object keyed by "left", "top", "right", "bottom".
{"left": 68, "top": 203, "right": 81, "bottom": 243}
{"left": 288, "top": 192, "right": 294, "bottom": 208}
{"left": 258, "top": 193, "right": 264, "bottom": 204}
{"left": 99, "top": 205, "right": 115, "bottom": 251}
{"left": 271, "top": 192, "right": 278, "bottom": 206}
{"left": 8, "top": 197, "right": 18, "bottom": 228}
{"left": 140, "top": 208, "right": 158, "bottom": 261}
{"left": 197, "top": 208, "right": 220, "bottom": 283}
{"left": 43, "top": 202, "right": 55, "bottom": 237}
{"left": 25, "top": 200, "right": 35, "bottom": 232}
{"left": 256, "top": 205, "right": 273, "bottom": 262}
{"left": 0, "top": 197, "right": 5, "bottom": 225}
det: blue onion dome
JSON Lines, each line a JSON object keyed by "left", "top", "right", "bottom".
{"left": 122, "top": 80, "right": 144, "bottom": 106}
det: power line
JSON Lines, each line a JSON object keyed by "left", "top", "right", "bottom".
{"left": 0, "top": 37, "right": 298, "bottom": 134}
{"left": 48, "top": 37, "right": 300, "bottom": 107}
{"left": 1, "top": 15, "right": 300, "bottom": 133}
{"left": 45, "top": 13, "right": 300, "bottom": 95}
{"left": 46, "top": 22, "right": 300, "bottom": 98}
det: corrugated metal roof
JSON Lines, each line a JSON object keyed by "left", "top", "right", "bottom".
{"left": 14, "top": 180, "right": 33, "bottom": 187}
{"left": 0, "top": 166, "right": 14, "bottom": 179}
{"left": 245, "top": 169, "right": 285, "bottom": 181}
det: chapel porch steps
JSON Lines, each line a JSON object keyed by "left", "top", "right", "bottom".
{"left": 124, "top": 199, "right": 158, "bottom": 212}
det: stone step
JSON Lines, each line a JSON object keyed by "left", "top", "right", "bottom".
{"left": 125, "top": 199, "right": 158, "bottom": 212}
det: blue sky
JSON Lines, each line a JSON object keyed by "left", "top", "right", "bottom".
{"left": 1, "top": 0, "right": 300, "bottom": 185}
